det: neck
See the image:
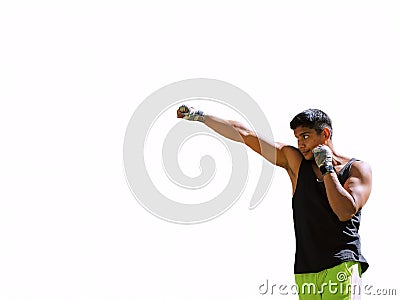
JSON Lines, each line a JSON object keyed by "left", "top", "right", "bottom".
{"left": 332, "top": 150, "right": 347, "bottom": 166}
{"left": 326, "top": 141, "right": 344, "bottom": 166}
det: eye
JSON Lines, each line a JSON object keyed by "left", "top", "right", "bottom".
{"left": 303, "top": 135, "right": 309, "bottom": 140}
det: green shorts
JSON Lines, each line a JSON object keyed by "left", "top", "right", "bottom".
{"left": 294, "top": 261, "right": 362, "bottom": 300}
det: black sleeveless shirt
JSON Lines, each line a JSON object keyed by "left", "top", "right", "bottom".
{"left": 292, "top": 158, "right": 369, "bottom": 274}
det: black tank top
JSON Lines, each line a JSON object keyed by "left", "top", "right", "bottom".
{"left": 292, "top": 158, "right": 369, "bottom": 274}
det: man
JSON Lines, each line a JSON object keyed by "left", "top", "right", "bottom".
{"left": 177, "top": 105, "right": 372, "bottom": 299}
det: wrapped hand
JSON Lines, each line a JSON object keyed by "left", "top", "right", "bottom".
{"left": 176, "top": 105, "right": 206, "bottom": 122}
{"left": 312, "top": 145, "right": 335, "bottom": 176}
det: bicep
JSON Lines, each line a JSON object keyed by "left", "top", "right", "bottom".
{"left": 241, "top": 133, "right": 280, "bottom": 165}
{"left": 344, "top": 162, "right": 372, "bottom": 211}
{"left": 240, "top": 132, "right": 285, "bottom": 166}
{"left": 257, "top": 138, "right": 301, "bottom": 173}
{"left": 236, "top": 125, "right": 301, "bottom": 171}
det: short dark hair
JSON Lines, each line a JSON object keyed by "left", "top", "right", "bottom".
{"left": 290, "top": 109, "right": 333, "bottom": 139}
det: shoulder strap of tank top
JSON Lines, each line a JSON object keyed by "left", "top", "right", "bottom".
{"left": 337, "top": 158, "right": 360, "bottom": 186}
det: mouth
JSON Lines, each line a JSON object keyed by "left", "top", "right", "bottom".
{"left": 301, "top": 150, "right": 311, "bottom": 156}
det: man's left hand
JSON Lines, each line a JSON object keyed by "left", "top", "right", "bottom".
{"left": 312, "top": 145, "right": 333, "bottom": 169}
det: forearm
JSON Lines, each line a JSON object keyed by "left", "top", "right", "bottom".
{"left": 323, "top": 173, "right": 357, "bottom": 221}
{"left": 203, "top": 115, "right": 248, "bottom": 143}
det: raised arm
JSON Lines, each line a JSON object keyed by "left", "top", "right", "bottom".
{"left": 176, "top": 105, "right": 297, "bottom": 170}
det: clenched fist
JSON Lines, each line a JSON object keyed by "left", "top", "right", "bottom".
{"left": 312, "top": 145, "right": 335, "bottom": 176}
{"left": 176, "top": 104, "right": 206, "bottom": 122}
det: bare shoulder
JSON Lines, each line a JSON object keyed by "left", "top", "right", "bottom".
{"left": 279, "top": 144, "right": 302, "bottom": 160}
{"left": 276, "top": 143, "right": 303, "bottom": 176}
{"left": 343, "top": 160, "right": 372, "bottom": 209}
{"left": 350, "top": 160, "right": 372, "bottom": 181}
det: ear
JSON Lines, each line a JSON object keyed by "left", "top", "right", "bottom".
{"left": 321, "top": 127, "right": 331, "bottom": 141}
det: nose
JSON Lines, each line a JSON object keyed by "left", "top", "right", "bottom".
{"left": 298, "top": 140, "right": 305, "bottom": 150}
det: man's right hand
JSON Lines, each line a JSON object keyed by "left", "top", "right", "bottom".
{"left": 177, "top": 105, "right": 206, "bottom": 122}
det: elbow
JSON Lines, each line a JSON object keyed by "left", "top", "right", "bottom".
{"left": 242, "top": 134, "right": 262, "bottom": 154}
{"left": 338, "top": 214, "right": 353, "bottom": 222}
{"left": 337, "top": 207, "right": 357, "bottom": 222}
{"left": 230, "top": 123, "right": 252, "bottom": 144}
{"left": 335, "top": 195, "right": 358, "bottom": 222}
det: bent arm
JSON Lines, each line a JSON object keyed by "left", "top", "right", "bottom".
{"left": 323, "top": 161, "right": 372, "bottom": 221}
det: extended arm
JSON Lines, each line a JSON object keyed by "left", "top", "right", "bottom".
{"left": 204, "top": 114, "right": 280, "bottom": 165}
{"left": 176, "top": 105, "right": 294, "bottom": 169}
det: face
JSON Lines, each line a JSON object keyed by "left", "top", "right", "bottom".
{"left": 293, "top": 126, "right": 328, "bottom": 160}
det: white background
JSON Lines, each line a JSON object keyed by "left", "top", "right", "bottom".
{"left": 1, "top": 1, "right": 399, "bottom": 299}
